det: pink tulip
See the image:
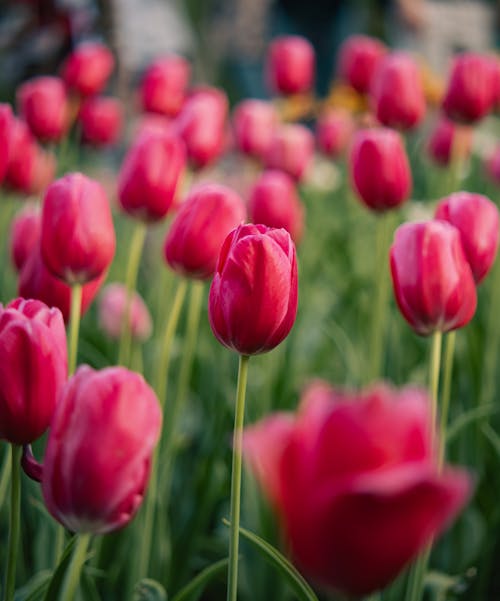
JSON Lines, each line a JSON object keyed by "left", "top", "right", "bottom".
{"left": 486, "top": 144, "right": 500, "bottom": 184}
{"left": 78, "top": 96, "right": 123, "bottom": 147}
{"left": 10, "top": 203, "right": 41, "bottom": 272}
{"left": 232, "top": 99, "right": 279, "bottom": 160}
{"left": 266, "top": 35, "right": 315, "bottom": 95}
{"left": 243, "top": 381, "right": 471, "bottom": 596}
{"left": 140, "top": 55, "right": 190, "bottom": 117}
{"left": 98, "top": 283, "right": 152, "bottom": 342}
{"left": 338, "top": 35, "right": 387, "bottom": 94}
{"left": 265, "top": 123, "right": 314, "bottom": 182}
{"left": 42, "top": 365, "right": 161, "bottom": 534}
{"left": 315, "top": 108, "right": 355, "bottom": 158}
{"left": 426, "top": 118, "right": 472, "bottom": 167}
{"left": 61, "top": 42, "right": 114, "bottom": 97}
{"left": 0, "top": 103, "right": 14, "bottom": 184}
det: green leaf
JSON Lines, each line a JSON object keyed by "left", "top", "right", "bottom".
{"left": 222, "top": 519, "right": 319, "bottom": 601}
{"left": 80, "top": 569, "right": 102, "bottom": 601}
{"left": 14, "top": 571, "right": 51, "bottom": 601}
{"left": 481, "top": 422, "right": 500, "bottom": 458}
{"left": 42, "top": 535, "right": 78, "bottom": 601}
{"left": 446, "top": 403, "right": 499, "bottom": 443}
{"left": 170, "top": 559, "right": 228, "bottom": 601}
{"left": 133, "top": 579, "right": 168, "bottom": 601}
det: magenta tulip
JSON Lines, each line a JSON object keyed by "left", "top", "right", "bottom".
{"left": 486, "top": 144, "right": 500, "bottom": 184}
{"left": 61, "top": 42, "right": 114, "bottom": 97}
{"left": 265, "top": 123, "right": 314, "bottom": 182}
{"left": 232, "top": 99, "right": 279, "bottom": 160}
{"left": 10, "top": 203, "right": 41, "bottom": 272}
{"left": 0, "top": 103, "right": 13, "bottom": 184}
{"left": 140, "top": 55, "right": 190, "bottom": 117}
{"left": 266, "top": 35, "right": 315, "bottom": 95}
{"left": 78, "top": 96, "right": 123, "bottom": 147}
{"left": 338, "top": 35, "right": 387, "bottom": 94}
{"left": 426, "top": 118, "right": 472, "bottom": 167}
{"left": 315, "top": 108, "right": 355, "bottom": 158}
{"left": 98, "top": 283, "right": 152, "bottom": 342}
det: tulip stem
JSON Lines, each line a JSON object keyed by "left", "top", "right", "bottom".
{"left": 439, "top": 331, "right": 456, "bottom": 466}
{"left": 118, "top": 221, "right": 147, "bottom": 367}
{"left": 227, "top": 354, "right": 250, "bottom": 601}
{"left": 3, "top": 445, "right": 21, "bottom": 601}
{"left": 68, "top": 283, "right": 83, "bottom": 376}
{"left": 479, "top": 258, "right": 500, "bottom": 410}
{"left": 0, "top": 444, "right": 12, "bottom": 513}
{"left": 59, "top": 533, "right": 91, "bottom": 601}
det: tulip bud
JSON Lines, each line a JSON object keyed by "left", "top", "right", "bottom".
{"left": 390, "top": 220, "right": 477, "bottom": 335}
{"left": 249, "top": 170, "right": 304, "bottom": 243}
{"left": 486, "top": 144, "right": 500, "bottom": 185}
{"left": 42, "top": 365, "right": 162, "bottom": 534}
{"left": 266, "top": 35, "right": 315, "bottom": 95}
{"left": 61, "top": 42, "right": 114, "bottom": 97}
{"left": 371, "top": 52, "right": 426, "bottom": 130}
{"left": 78, "top": 96, "right": 123, "bottom": 147}
{"left": 209, "top": 224, "right": 298, "bottom": 355}
{"left": 118, "top": 130, "right": 186, "bottom": 222}
{"left": 10, "top": 203, "right": 41, "bottom": 272}
{"left": 435, "top": 192, "right": 499, "bottom": 284}
{"left": 315, "top": 108, "right": 355, "bottom": 158}
{"left": 0, "top": 103, "right": 14, "bottom": 184}
{"left": 165, "top": 183, "right": 246, "bottom": 279}
{"left": 0, "top": 298, "right": 67, "bottom": 445}
{"left": 41, "top": 172, "right": 116, "bottom": 284}
{"left": 265, "top": 123, "right": 314, "bottom": 182}
{"left": 338, "top": 35, "right": 387, "bottom": 94}
{"left": 350, "top": 128, "right": 412, "bottom": 211}
{"left": 232, "top": 99, "right": 279, "bottom": 161}
{"left": 98, "top": 283, "right": 152, "bottom": 342}
{"left": 426, "top": 118, "right": 472, "bottom": 167}
{"left": 140, "top": 55, "right": 191, "bottom": 117}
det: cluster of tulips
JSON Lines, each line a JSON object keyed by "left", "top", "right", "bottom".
{"left": 0, "top": 27, "right": 499, "bottom": 601}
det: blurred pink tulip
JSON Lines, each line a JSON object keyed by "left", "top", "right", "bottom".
{"left": 78, "top": 96, "right": 123, "bottom": 147}
{"left": 315, "top": 108, "right": 355, "bottom": 158}
{"left": 98, "top": 283, "right": 152, "bottom": 342}
{"left": 338, "top": 35, "right": 387, "bottom": 94}
{"left": 140, "top": 55, "right": 190, "bottom": 117}
{"left": 232, "top": 99, "right": 279, "bottom": 161}
{"left": 0, "top": 103, "right": 14, "bottom": 184}
{"left": 265, "top": 123, "right": 314, "bottom": 182}
{"left": 10, "top": 203, "right": 41, "bottom": 272}
{"left": 61, "top": 42, "right": 114, "bottom": 97}
{"left": 426, "top": 118, "right": 472, "bottom": 167}
{"left": 267, "top": 35, "right": 315, "bottom": 95}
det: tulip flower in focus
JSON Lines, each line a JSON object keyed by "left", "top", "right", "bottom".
{"left": 165, "top": 183, "right": 246, "bottom": 280}
{"left": 0, "top": 103, "right": 13, "bottom": 184}
{"left": 248, "top": 170, "right": 304, "bottom": 243}
{"left": 265, "top": 123, "right": 314, "bottom": 182}
{"left": 426, "top": 118, "right": 472, "bottom": 167}
{"left": 266, "top": 35, "right": 315, "bottom": 95}
{"left": 42, "top": 365, "right": 162, "bottom": 534}
{"left": 243, "top": 381, "right": 471, "bottom": 597}
{"left": 209, "top": 224, "right": 298, "bottom": 355}
{"left": 118, "top": 129, "right": 186, "bottom": 222}
{"left": 10, "top": 203, "right": 41, "bottom": 272}
{"left": 350, "top": 128, "right": 411, "bottom": 211}
{"left": 390, "top": 220, "right": 477, "bottom": 336}
{"left": 78, "top": 96, "right": 123, "bottom": 147}
{"left": 338, "top": 34, "right": 387, "bottom": 95}
{"left": 98, "top": 283, "right": 152, "bottom": 342}
{"left": 41, "top": 172, "right": 116, "bottom": 284}
{"left": 140, "top": 55, "right": 191, "bottom": 117}
{"left": 315, "top": 108, "right": 355, "bottom": 159}
{"left": 371, "top": 52, "right": 426, "bottom": 130}
{"left": 232, "top": 99, "right": 279, "bottom": 161}
{"left": 61, "top": 42, "right": 114, "bottom": 97}
{"left": 435, "top": 192, "right": 499, "bottom": 284}
{"left": 0, "top": 298, "right": 67, "bottom": 445}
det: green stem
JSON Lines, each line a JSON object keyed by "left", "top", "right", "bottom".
{"left": 68, "top": 283, "right": 83, "bottom": 376}
{"left": 0, "top": 444, "right": 12, "bottom": 513}
{"left": 117, "top": 221, "right": 147, "bottom": 367}
{"left": 439, "top": 331, "right": 456, "bottom": 466}
{"left": 479, "top": 258, "right": 500, "bottom": 409}
{"left": 59, "top": 533, "right": 91, "bottom": 601}
{"left": 3, "top": 445, "right": 21, "bottom": 601}
{"left": 54, "top": 524, "right": 66, "bottom": 568}
{"left": 227, "top": 354, "right": 250, "bottom": 601}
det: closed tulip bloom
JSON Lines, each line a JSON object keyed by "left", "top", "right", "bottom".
{"left": 338, "top": 35, "right": 387, "bottom": 94}
{"left": 0, "top": 103, "right": 14, "bottom": 184}
{"left": 98, "top": 283, "right": 152, "bottom": 341}
{"left": 249, "top": 170, "right": 304, "bottom": 243}
{"left": 41, "top": 173, "right": 116, "bottom": 284}
{"left": 42, "top": 365, "right": 162, "bottom": 534}
{"left": 315, "top": 108, "right": 355, "bottom": 158}
{"left": 118, "top": 130, "right": 186, "bottom": 222}
{"left": 165, "top": 183, "right": 246, "bottom": 279}
{"left": 243, "top": 382, "right": 471, "bottom": 597}
{"left": 435, "top": 192, "right": 499, "bottom": 284}
{"left": 426, "top": 118, "right": 472, "bottom": 167}
{"left": 78, "top": 96, "right": 123, "bottom": 147}
{"left": 486, "top": 145, "right": 500, "bottom": 184}
{"left": 174, "top": 86, "right": 228, "bottom": 169}
{"left": 390, "top": 220, "right": 477, "bottom": 336}
{"left": 17, "top": 76, "right": 69, "bottom": 142}
{"left": 371, "top": 52, "right": 426, "bottom": 130}
{"left": 442, "top": 53, "right": 498, "bottom": 124}
{"left": 61, "top": 42, "right": 114, "bottom": 97}
{"left": 209, "top": 224, "right": 298, "bottom": 355}
{"left": 267, "top": 35, "right": 315, "bottom": 95}
{"left": 350, "top": 128, "right": 411, "bottom": 211}
{"left": 140, "top": 55, "right": 190, "bottom": 117}
{"left": 265, "top": 123, "right": 314, "bottom": 182}
{"left": 10, "top": 203, "right": 41, "bottom": 272}
{"left": 232, "top": 99, "right": 279, "bottom": 160}
{"left": 0, "top": 298, "right": 67, "bottom": 445}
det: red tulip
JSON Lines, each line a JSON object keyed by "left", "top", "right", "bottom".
{"left": 17, "top": 76, "right": 69, "bottom": 142}
{"left": 78, "top": 96, "right": 123, "bottom": 147}
{"left": 174, "top": 87, "right": 228, "bottom": 169}
{"left": 338, "top": 35, "right": 387, "bottom": 94}
{"left": 371, "top": 52, "right": 426, "bottom": 130}
{"left": 10, "top": 203, "right": 41, "bottom": 272}
{"left": 41, "top": 173, "right": 116, "bottom": 284}
{"left": 426, "top": 118, "right": 472, "bottom": 167}
{"left": 208, "top": 224, "right": 298, "bottom": 355}
{"left": 315, "top": 108, "right": 355, "bottom": 158}
{"left": 486, "top": 144, "right": 500, "bottom": 184}
{"left": 350, "top": 128, "right": 411, "bottom": 211}
{"left": 265, "top": 123, "right": 314, "bottom": 182}
{"left": 165, "top": 183, "right": 246, "bottom": 279}
{"left": 232, "top": 99, "right": 279, "bottom": 160}
{"left": 140, "top": 55, "right": 190, "bottom": 117}
{"left": 0, "top": 298, "right": 67, "bottom": 445}
{"left": 390, "top": 220, "right": 477, "bottom": 336}
{"left": 98, "top": 283, "right": 152, "bottom": 341}
{"left": 267, "top": 35, "right": 315, "bottom": 95}
{"left": 61, "top": 42, "right": 114, "bottom": 97}
{"left": 243, "top": 381, "right": 471, "bottom": 596}
{"left": 435, "top": 192, "right": 499, "bottom": 284}
{"left": 118, "top": 130, "right": 186, "bottom": 222}
{"left": 42, "top": 365, "right": 162, "bottom": 534}
{"left": 0, "top": 103, "right": 14, "bottom": 184}
{"left": 248, "top": 170, "right": 304, "bottom": 243}
{"left": 442, "top": 53, "right": 498, "bottom": 124}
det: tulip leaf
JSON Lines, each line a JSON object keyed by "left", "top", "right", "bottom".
{"left": 133, "top": 579, "right": 167, "bottom": 601}
{"left": 14, "top": 570, "right": 51, "bottom": 601}
{"left": 170, "top": 558, "right": 228, "bottom": 601}
{"left": 222, "top": 519, "right": 319, "bottom": 601}
{"left": 42, "top": 535, "right": 78, "bottom": 601}
{"left": 446, "top": 403, "right": 499, "bottom": 443}
{"left": 481, "top": 422, "right": 500, "bottom": 459}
